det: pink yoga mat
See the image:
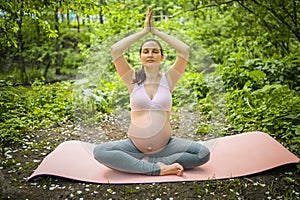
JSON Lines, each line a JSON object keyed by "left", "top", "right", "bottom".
{"left": 27, "top": 132, "right": 299, "bottom": 184}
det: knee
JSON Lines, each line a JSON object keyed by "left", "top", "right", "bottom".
{"left": 199, "top": 145, "right": 210, "bottom": 165}
{"left": 93, "top": 144, "right": 107, "bottom": 161}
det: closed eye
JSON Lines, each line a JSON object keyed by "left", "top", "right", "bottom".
{"left": 142, "top": 49, "right": 160, "bottom": 54}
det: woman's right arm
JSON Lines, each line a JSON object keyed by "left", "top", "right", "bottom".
{"left": 111, "top": 30, "right": 148, "bottom": 84}
{"left": 111, "top": 8, "right": 152, "bottom": 86}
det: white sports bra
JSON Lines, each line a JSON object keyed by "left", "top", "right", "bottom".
{"left": 130, "top": 74, "right": 172, "bottom": 112}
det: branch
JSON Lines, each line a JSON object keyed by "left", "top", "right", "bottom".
{"left": 235, "top": 0, "right": 272, "bottom": 32}
{"left": 293, "top": 0, "right": 297, "bottom": 28}
{"left": 170, "top": 0, "right": 236, "bottom": 18}
{"left": 235, "top": 0, "right": 291, "bottom": 54}
{"left": 192, "top": 0, "right": 236, "bottom": 10}
{"left": 280, "top": 0, "right": 298, "bottom": 28}
{"left": 251, "top": 0, "right": 300, "bottom": 42}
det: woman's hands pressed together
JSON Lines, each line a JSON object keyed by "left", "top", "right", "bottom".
{"left": 144, "top": 7, "right": 155, "bottom": 34}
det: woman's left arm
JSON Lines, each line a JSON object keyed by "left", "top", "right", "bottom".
{"left": 152, "top": 28, "right": 190, "bottom": 90}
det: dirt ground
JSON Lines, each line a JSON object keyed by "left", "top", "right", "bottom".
{"left": 1, "top": 112, "right": 299, "bottom": 200}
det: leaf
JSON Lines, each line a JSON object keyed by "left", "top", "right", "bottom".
{"left": 251, "top": 84, "right": 281, "bottom": 96}
{"left": 295, "top": 125, "right": 300, "bottom": 135}
{"left": 282, "top": 177, "right": 295, "bottom": 184}
{"left": 249, "top": 70, "right": 266, "bottom": 81}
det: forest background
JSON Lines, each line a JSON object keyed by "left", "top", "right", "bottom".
{"left": 0, "top": 0, "right": 299, "bottom": 198}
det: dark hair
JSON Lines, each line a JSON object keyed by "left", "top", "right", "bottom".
{"left": 132, "top": 38, "right": 163, "bottom": 85}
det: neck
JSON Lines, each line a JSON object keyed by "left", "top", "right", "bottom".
{"left": 145, "top": 71, "right": 161, "bottom": 82}
{"left": 144, "top": 67, "right": 160, "bottom": 81}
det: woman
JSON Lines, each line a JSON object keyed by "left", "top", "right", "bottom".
{"left": 93, "top": 7, "right": 210, "bottom": 176}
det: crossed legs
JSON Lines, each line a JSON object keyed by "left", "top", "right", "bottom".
{"left": 93, "top": 137, "right": 210, "bottom": 176}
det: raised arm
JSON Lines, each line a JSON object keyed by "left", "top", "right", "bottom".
{"left": 111, "top": 8, "right": 152, "bottom": 86}
{"left": 151, "top": 24, "right": 190, "bottom": 91}
{"left": 111, "top": 30, "right": 147, "bottom": 78}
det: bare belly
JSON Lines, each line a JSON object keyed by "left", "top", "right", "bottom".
{"left": 128, "top": 111, "right": 172, "bottom": 154}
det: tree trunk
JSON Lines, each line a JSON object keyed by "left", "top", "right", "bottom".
{"left": 67, "top": 10, "right": 70, "bottom": 26}
{"left": 99, "top": 0, "right": 104, "bottom": 24}
{"left": 17, "top": 1, "right": 27, "bottom": 83}
{"left": 43, "top": 55, "right": 51, "bottom": 78}
{"left": 55, "top": 5, "right": 62, "bottom": 75}
{"left": 36, "top": 20, "right": 41, "bottom": 71}
{"left": 76, "top": 14, "right": 80, "bottom": 32}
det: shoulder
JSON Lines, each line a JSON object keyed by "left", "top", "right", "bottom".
{"left": 165, "top": 69, "right": 183, "bottom": 92}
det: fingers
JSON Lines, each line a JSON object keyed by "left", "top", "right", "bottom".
{"left": 147, "top": 7, "right": 154, "bottom": 33}
{"left": 144, "top": 7, "right": 152, "bottom": 32}
{"left": 148, "top": 7, "right": 152, "bottom": 16}
{"left": 146, "top": 7, "right": 152, "bottom": 21}
{"left": 144, "top": 7, "right": 154, "bottom": 33}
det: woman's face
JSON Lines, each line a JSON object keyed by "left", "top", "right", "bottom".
{"left": 140, "top": 41, "right": 164, "bottom": 69}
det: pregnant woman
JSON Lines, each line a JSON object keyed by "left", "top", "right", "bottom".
{"left": 93, "top": 7, "right": 210, "bottom": 176}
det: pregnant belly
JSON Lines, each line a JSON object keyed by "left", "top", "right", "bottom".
{"left": 128, "top": 111, "right": 172, "bottom": 153}
{"left": 129, "top": 129, "right": 171, "bottom": 153}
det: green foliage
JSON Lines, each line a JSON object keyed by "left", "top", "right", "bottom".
{"left": 0, "top": 80, "right": 73, "bottom": 153}
{"left": 222, "top": 53, "right": 300, "bottom": 92}
{"left": 220, "top": 52, "right": 300, "bottom": 155}
{"left": 96, "top": 76, "right": 129, "bottom": 112}
{"left": 234, "top": 0, "right": 300, "bottom": 55}
{"left": 29, "top": 80, "right": 73, "bottom": 126}
{"left": 173, "top": 72, "right": 208, "bottom": 111}
{"left": 124, "top": 186, "right": 145, "bottom": 195}
{"left": 226, "top": 84, "right": 300, "bottom": 154}
{"left": 73, "top": 71, "right": 129, "bottom": 125}
{"left": 0, "top": 83, "right": 30, "bottom": 152}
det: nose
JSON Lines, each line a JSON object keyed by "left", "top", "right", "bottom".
{"left": 149, "top": 51, "right": 154, "bottom": 55}
{"left": 147, "top": 52, "right": 153, "bottom": 57}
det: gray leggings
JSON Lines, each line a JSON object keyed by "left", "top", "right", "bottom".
{"left": 93, "top": 137, "right": 210, "bottom": 176}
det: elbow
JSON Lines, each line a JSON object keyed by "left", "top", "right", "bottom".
{"left": 179, "top": 45, "right": 190, "bottom": 59}
{"left": 185, "top": 45, "right": 190, "bottom": 55}
{"left": 111, "top": 44, "right": 118, "bottom": 54}
{"left": 111, "top": 45, "right": 123, "bottom": 58}
{"left": 185, "top": 46, "right": 190, "bottom": 57}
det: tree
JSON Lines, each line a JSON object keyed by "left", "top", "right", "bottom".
{"left": 235, "top": 0, "right": 300, "bottom": 55}
{"left": 0, "top": 0, "right": 56, "bottom": 83}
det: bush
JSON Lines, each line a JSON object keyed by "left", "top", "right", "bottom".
{"left": 222, "top": 53, "right": 300, "bottom": 92}
{"left": 220, "top": 54, "right": 300, "bottom": 155}
{"left": 226, "top": 84, "right": 300, "bottom": 155}
{"left": 0, "top": 81, "right": 73, "bottom": 153}
{"left": 173, "top": 72, "right": 209, "bottom": 112}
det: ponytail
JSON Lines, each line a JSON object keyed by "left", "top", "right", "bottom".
{"left": 132, "top": 66, "right": 146, "bottom": 85}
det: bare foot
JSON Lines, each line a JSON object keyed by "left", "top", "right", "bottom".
{"left": 157, "top": 162, "right": 184, "bottom": 176}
